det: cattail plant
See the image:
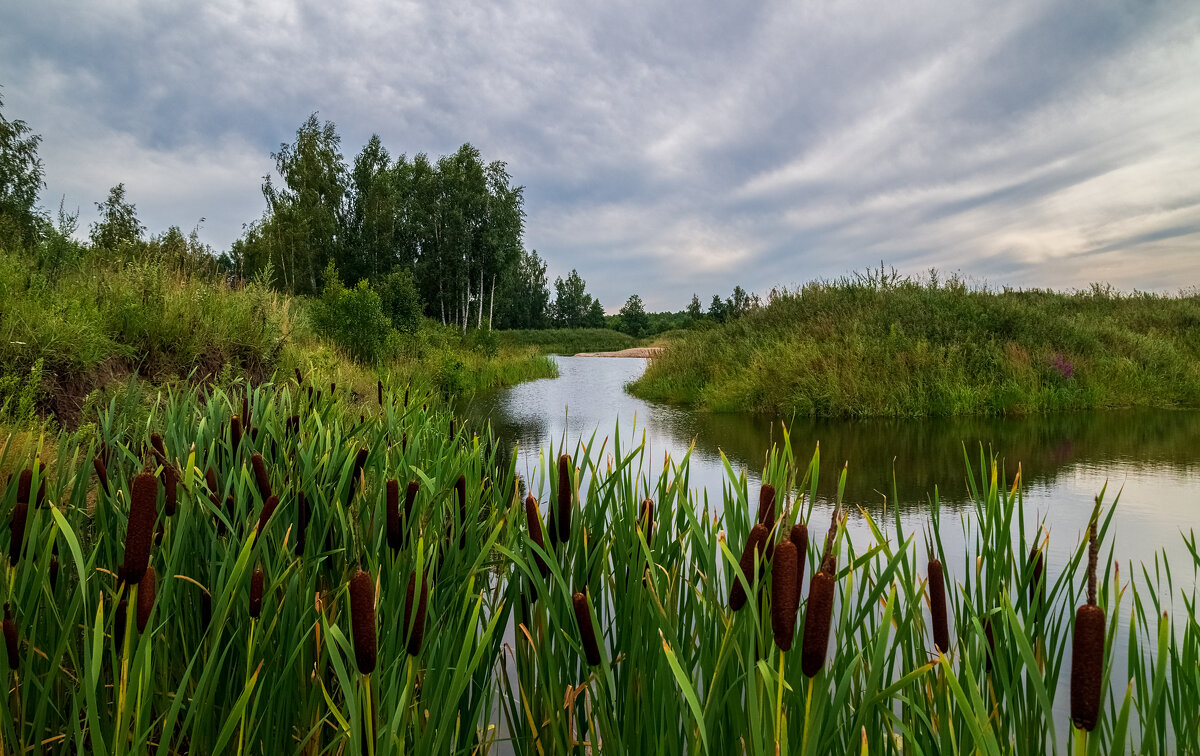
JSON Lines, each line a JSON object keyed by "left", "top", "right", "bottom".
{"left": 386, "top": 479, "right": 401, "bottom": 552}
{"left": 251, "top": 453, "right": 272, "bottom": 501}
{"left": 50, "top": 542, "right": 59, "bottom": 591}
{"left": 163, "top": 463, "right": 179, "bottom": 516}
{"left": 230, "top": 414, "right": 243, "bottom": 459}
{"left": 456, "top": 474, "right": 468, "bottom": 549}
{"left": 757, "top": 484, "right": 776, "bottom": 530}
{"left": 122, "top": 472, "right": 158, "bottom": 584}
{"left": 17, "top": 464, "right": 46, "bottom": 507}
{"left": 94, "top": 455, "right": 110, "bottom": 496}
{"left": 524, "top": 494, "right": 549, "bottom": 579}
{"left": 1028, "top": 544, "right": 1046, "bottom": 633}
{"left": 928, "top": 558, "right": 951, "bottom": 654}
{"left": 349, "top": 570, "right": 377, "bottom": 675}
{"left": 287, "top": 414, "right": 300, "bottom": 435}
{"left": 377, "top": 379, "right": 383, "bottom": 406}
{"left": 639, "top": 498, "right": 655, "bottom": 546}
{"left": 242, "top": 394, "right": 251, "bottom": 429}
{"left": 249, "top": 566, "right": 264, "bottom": 619}
{"left": 572, "top": 591, "right": 602, "bottom": 666}
{"left": 789, "top": 523, "right": 808, "bottom": 605}
{"left": 771, "top": 540, "right": 800, "bottom": 651}
{"left": 3, "top": 604, "right": 17, "bottom": 671}
{"left": 294, "top": 367, "right": 303, "bottom": 385}
{"left": 403, "top": 481, "right": 418, "bottom": 547}
{"left": 296, "top": 492, "right": 311, "bottom": 555}
{"left": 8, "top": 502, "right": 27, "bottom": 567}
{"left": 137, "top": 567, "right": 157, "bottom": 633}
{"left": 201, "top": 589, "right": 212, "bottom": 630}
{"left": 1071, "top": 504, "right": 1105, "bottom": 733}
{"left": 801, "top": 509, "right": 840, "bottom": 678}
{"left": 403, "top": 571, "right": 429, "bottom": 657}
{"left": 150, "top": 432, "right": 166, "bottom": 461}
{"left": 730, "top": 523, "right": 770, "bottom": 611}
{"left": 205, "top": 467, "right": 220, "bottom": 504}
{"left": 256, "top": 495, "right": 279, "bottom": 535}
{"left": 557, "top": 454, "right": 572, "bottom": 544}
{"left": 347, "top": 447, "right": 368, "bottom": 504}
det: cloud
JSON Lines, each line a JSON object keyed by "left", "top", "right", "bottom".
{"left": 2, "top": 0, "right": 1198, "bottom": 310}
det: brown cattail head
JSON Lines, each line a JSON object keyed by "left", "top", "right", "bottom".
{"left": 242, "top": 394, "right": 251, "bottom": 429}
{"left": 330, "top": 381, "right": 336, "bottom": 395}
{"left": 377, "top": 379, "right": 383, "bottom": 406}
{"left": 137, "top": 567, "right": 157, "bottom": 633}
{"left": 155, "top": 518, "right": 165, "bottom": 546}
{"left": 928, "top": 559, "right": 951, "bottom": 654}
{"left": 94, "top": 456, "right": 110, "bottom": 496}
{"left": 3, "top": 604, "right": 17, "bottom": 670}
{"left": 230, "top": 415, "right": 243, "bottom": 459}
{"left": 249, "top": 566, "right": 264, "bottom": 619}
{"left": 1028, "top": 545, "right": 1046, "bottom": 635}
{"left": 295, "top": 367, "right": 303, "bottom": 386}
{"left": 403, "top": 571, "right": 429, "bottom": 656}
{"left": 349, "top": 569, "right": 377, "bottom": 675}
{"left": 122, "top": 473, "right": 158, "bottom": 584}
{"left": 150, "top": 432, "right": 166, "bottom": 461}
{"left": 789, "top": 523, "right": 808, "bottom": 605}
{"left": 572, "top": 592, "right": 602, "bottom": 666}
{"left": 524, "top": 495, "right": 549, "bottom": 578}
{"left": 307, "top": 385, "right": 313, "bottom": 402}
{"left": 17, "top": 464, "right": 46, "bottom": 507}
{"left": 163, "top": 463, "right": 179, "bottom": 516}
{"left": 256, "top": 495, "right": 279, "bottom": 535}
{"left": 386, "top": 479, "right": 401, "bottom": 551}
{"left": 347, "top": 448, "right": 368, "bottom": 504}
{"left": 730, "top": 523, "right": 770, "bottom": 611}
{"left": 984, "top": 615, "right": 996, "bottom": 673}
{"left": 757, "top": 484, "right": 776, "bottom": 530}
{"left": 287, "top": 414, "right": 300, "bottom": 435}
{"left": 296, "top": 492, "right": 311, "bottom": 555}
{"left": 771, "top": 540, "right": 800, "bottom": 651}
{"left": 205, "top": 467, "right": 220, "bottom": 502}
{"left": 50, "top": 543, "right": 59, "bottom": 590}
{"left": 639, "top": 499, "right": 655, "bottom": 546}
{"left": 201, "top": 589, "right": 212, "bottom": 630}
{"left": 801, "top": 570, "right": 835, "bottom": 677}
{"left": 222, "top": 494, "right": 235, "bottom": 536}
{"left": 456, "top": 474, "right": 468, "bottom": 549}
{"left": 8, "top": 502, "right": 28, "bottom": 567}
{"left": 1070, "top": 604, "right": 1105, "bottom": 731}
{"left": 557, "top": 455, "right": 572, "bottom": 544}
{"left": 251, "top": 453, "right": 271, "bottom": 502}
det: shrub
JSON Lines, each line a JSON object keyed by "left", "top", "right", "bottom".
{"left": 376, "top": 268, "right": 423, "bottom": 334}
{"left": 310, "top": 264, "right": 391, "bottom": 364}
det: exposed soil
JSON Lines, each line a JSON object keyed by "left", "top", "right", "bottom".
{"left": 573, "top": 347, "right": 663, "bottom": 358}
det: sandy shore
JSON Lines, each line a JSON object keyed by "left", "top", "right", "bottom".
{"left": 573, "top": 347, "right": 664, "bottom": 358}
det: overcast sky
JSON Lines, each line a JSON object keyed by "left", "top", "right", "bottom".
{"left": 3, "top": 1, "right": 1199, "bottom": 310}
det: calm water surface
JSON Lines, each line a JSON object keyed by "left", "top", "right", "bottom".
{"left": 465, "top": 355, "right": 1200, "bottom": 738}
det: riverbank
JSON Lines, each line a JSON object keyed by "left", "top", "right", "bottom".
{"left": 497, "top": 327, "right": 642, "bottom": 355}
{"left": 573, "top": 346, "right": 663, "bottom": 357}
{"left": 0, "top": 245, "right": 555, "bottom": 429}
{"left": 629, "top": 274, "right": 1200, "bottom": 417}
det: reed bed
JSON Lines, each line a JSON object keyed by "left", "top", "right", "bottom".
{"left": 0, "top": 379, "right": 1195, "bottom": 755}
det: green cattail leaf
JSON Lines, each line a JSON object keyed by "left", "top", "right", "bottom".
{"left": 212, "top": 667, "right": 261, "bottom": 754}
{"left": 661, "top": 633, "right": 709, "bottom": 754}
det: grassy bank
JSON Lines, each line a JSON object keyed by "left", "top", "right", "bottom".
{"left": 0, "top": 380, "right": 1194, "bottom": 752}
{"left": 497, "top": 327, "right": 640, "bottom": 355}
{"left": 0, "top": 246, "right": 555, "bottom": 429}
{"left": 630, "top": 273, "right": 1200, "bottom": 417}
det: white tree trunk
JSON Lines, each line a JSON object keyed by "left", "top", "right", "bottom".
{"left": 478, "top": 269, "right": 484, "bottom": 328}
{"left": 488, "top": 274, "right": 495, "bottom": 330}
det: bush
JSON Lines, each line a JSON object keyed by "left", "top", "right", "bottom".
{"left": 310, "top": 265, "right": 391, "bottom": 363}
{"left": 376, "top": 269, "right": 423, "bottom": 334}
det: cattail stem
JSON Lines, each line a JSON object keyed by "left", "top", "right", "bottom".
{"left": 1071, "top": 505, "right": 1105, "bottom": 732}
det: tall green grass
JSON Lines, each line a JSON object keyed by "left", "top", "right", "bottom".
{"left": 630, "top": 272, "right": 1200, "bottom": 417}
{"left": 497, "top": 328, "right": 640, "bottom": 355}
{"left": 0, "top": 379, "right": 1195, "bottom": 753}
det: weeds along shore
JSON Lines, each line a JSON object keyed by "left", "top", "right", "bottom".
{"left": 0, "top": 377, "right": 1195, "bottom": 754}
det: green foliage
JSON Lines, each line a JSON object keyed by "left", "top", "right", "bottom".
{"left": 632, "top": 270, "right": 1200, "bottom": 417}
{"left": 618, "top": 294, "right": 649, "bottom": 337}
{"left": 0, "top": 93, "right": 44, "bottom": 249}
{"left": 0, "top": 358, "right": 43, "bottom": 425}
{"left": 0, "top": 391, "right": 1192, "bottom": 753}
{"left": 89, "top": 183, "right": 145, "bottom": 253}
{"left": 376, "top": 268, "right": 423, "bottom": 334}
{"left": 310, "top": 264, "right": 391, "bottom": 363}
{"left": 497, "top": 327, "right": 640, "bottom": 355}
{"left": 551, "top": 269, "right": 598, "bottom": 328}
{"left": 494, "top": 248, "right": 551, "bottom": 329}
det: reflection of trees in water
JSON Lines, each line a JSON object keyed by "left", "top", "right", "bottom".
{"left": 465, "top": 377, "right": 1200, "bottom": 514}
{"left": 657, "top": 409, "right": 1200, "bottom": 510}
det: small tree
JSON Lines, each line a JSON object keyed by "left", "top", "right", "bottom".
{"left": 708, "top": 294, "right": 726, "bottom": 323}
{"left": 310, "top": 263, "right": 391, "bottom": 363}
{"left": 619, "top": 294, "right": 649, "bottom": 337}
{"left": 90, "top": 183, "right": 145, "bottom": 252}
{"left": 686, "top": 294, "right": 703, "bottom": 321}
{"left": 377, "top": 269, "right": 423, "bottom": 334}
